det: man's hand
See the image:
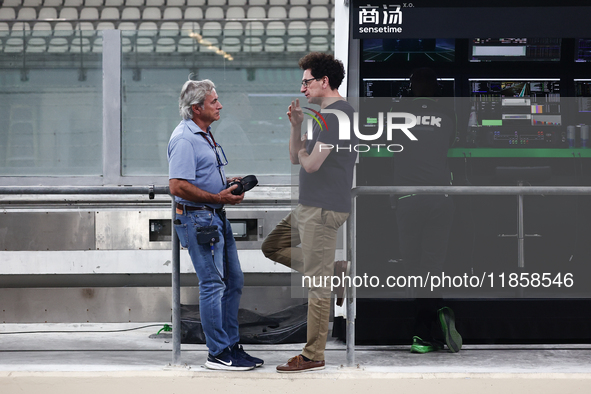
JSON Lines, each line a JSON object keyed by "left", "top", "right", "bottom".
{"left": 226, "top": 176, "right": 242, "bottom": 183}
{"left": 169, "top": 178, "right": 244, "bottom": 206}
{"left": 287, "top": 98, "right": 304, "bottom": 126}
{"left": 219, "top": 184, "right": 244, "bottom": 205}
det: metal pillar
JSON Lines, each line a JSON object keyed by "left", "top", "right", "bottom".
{"left": 102, "top": 30, "right": 122, "bottom": 186}
{"left": 171, "top": 197, "right": 181, "bottom": 365}
{"left": 345, "top": 196, "right": 356, "bottom": 367}
{"left": 517, "top": 181, "right": 525, "bottom": 269}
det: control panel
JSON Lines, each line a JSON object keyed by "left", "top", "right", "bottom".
{"left": 472, "top": 128, "right": 567, "bottom": 148}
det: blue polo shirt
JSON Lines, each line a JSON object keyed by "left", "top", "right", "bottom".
{"left": 167, "top": 119, "right": 227, "bottom": 209}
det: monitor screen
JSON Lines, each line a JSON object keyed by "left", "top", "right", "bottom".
{"left": 470, "top": 80, "right": 560, "bottom": 98}
{"left": 363, "top": 78, "right": 455, "bottom": 98}
{"left": 469, "top": 38, "right": 561, "bottom": 62}
{"left": 362, "top": 39, "right": 455, "bottom": 63}
{"left": 575, "top": 39, "right": 591, "bottom": 62}
{"left": 469, "top": 79, "right": 561, "bottom": 127}
{"left": 575, "top": 80, "right": 591, "bottom": 112}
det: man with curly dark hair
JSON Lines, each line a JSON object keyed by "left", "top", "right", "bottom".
{"left": 262, "top": 52, "right": 358, "bottom": 373}
{"left": 298, "top": 51, "right": 345, "bottom": 92}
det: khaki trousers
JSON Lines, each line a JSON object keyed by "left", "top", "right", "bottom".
{"left": 262, "top": 204, "right": 349, "bottom": 361}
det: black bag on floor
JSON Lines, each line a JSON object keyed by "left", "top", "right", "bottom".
{"left": 180, "top": 303, "right": 308, "bottom": 344}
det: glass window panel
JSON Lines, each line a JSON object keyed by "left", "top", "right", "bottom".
{"left": 121, "top": 28, "right": 330, "bottom": 177}
{"left": 121, "top": 68, "right": 182, "bottom": 176}
{"left": 0, "top": 43, "right": 103, "bottom": 176}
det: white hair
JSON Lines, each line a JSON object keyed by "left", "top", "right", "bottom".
{"left": 179, "top": 79, "right": 216, "bottom": 120}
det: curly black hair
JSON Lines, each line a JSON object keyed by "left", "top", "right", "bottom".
{"left": 298, "top": 52, "right": 345, "bottom": 91}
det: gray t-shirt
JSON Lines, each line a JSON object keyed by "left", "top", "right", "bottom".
{"left": 299, "top": 100, "right": 358, "bottom": 213}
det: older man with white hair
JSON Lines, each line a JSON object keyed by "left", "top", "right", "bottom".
{"left": 168, "top": 79, "right": 263, "bottom": 371}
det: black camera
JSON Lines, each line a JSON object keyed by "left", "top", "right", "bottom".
{"left": 226, "top": 175, "right": 258, "bottom": 195}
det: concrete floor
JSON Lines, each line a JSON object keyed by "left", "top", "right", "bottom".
{"left": 2, "top": 323, "right": 591, "bottom": 393}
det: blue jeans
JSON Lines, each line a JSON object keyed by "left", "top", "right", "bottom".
{"left": 174, "top": 208, "right": 243, "bottom": 356}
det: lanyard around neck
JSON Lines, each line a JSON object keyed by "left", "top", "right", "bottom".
{"left": 200, "top": 130, "right": 226, "bottom": 187}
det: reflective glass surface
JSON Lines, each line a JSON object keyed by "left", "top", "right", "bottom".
{"left": 121, "top": 27, "right": 331, "bottom": 176}
{"left": 0, "top": 33, "right": 103, "bottom": 176}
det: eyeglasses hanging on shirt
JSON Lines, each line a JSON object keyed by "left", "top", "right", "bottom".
{"left": 214, "top": 143, "right": 228, "bottom": 168}
{"left": 200, "top": 130, "right": 228, "bottom": 187}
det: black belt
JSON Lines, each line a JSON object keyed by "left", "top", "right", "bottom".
{"left": 176, "top": 203, "right": 215, "bottom": 213}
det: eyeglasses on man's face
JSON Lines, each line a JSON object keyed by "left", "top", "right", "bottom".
{"left": 301, "top": 77, "right": 322, "bottom": 88}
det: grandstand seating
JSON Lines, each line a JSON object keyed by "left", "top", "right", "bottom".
{"left": 0, "top": 0, "right": 335, "bottom": 54}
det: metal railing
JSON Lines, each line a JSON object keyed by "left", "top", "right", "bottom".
{"left": 3, "top": 184, "right": 591, "bottom": 367}
{"left": 344, "top": 185, "right": 591, "bottom": 367}
{"left": 0, "top": 185, "right": 185, "bottom": 364}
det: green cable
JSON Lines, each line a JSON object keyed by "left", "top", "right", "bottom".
{"left": 157, "top": 324, "right": 172, "bottom": 335}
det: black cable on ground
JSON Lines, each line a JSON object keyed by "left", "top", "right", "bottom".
{"left": 0, "top": 323, "right": 168, "bottom": 335}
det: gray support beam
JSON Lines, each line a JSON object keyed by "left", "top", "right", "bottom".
{"left": 346, "top": 39, "right": 361, "bottom": 98}
{"left": 334, "top": 0, "right": 351, "bottom": 97}
{"left": 346, "top": 196, "right": 356, "bottom": 367}
{"left": 171, "top": 197, "right": 181, "bottom": 365}
{"left": 517, "top": 182, "right": 525, "bottom": 269}
{"left": 102, "top": 30, "right": 122, "bottom": 186}
{"left": 0, "top": 186, "right": 169, "bottom": 195}
{"left": 351, "top": 186, "right": 591, "bottom": 196}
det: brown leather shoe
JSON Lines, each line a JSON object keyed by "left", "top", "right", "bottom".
{"left": 334, "top": 260, "right": 350, "bottom": 307}
{"left": 276, "top": 355, "right": 325, "bottom": 373}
